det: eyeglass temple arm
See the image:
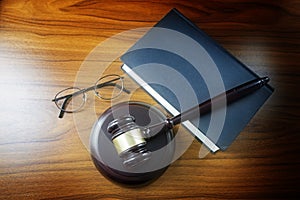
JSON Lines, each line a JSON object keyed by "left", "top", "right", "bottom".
{"left": 95, "top": 82, "right": 131, "bottom": 94}
{"left": 58, "top": 96, "right": 72, "bottom": 118}
{"left": 76, "top": 82, "right": 130, "bottom": 97}
{"left": 52, "top": 89, "right": 85, "bottom": 102}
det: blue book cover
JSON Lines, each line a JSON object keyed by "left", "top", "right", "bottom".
{"left": 121, "top": 8, "right": 273, "bottom": 151}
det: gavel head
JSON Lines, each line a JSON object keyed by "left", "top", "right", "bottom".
{"left": 107, "top": 115, "right": 152, "bottom": 168}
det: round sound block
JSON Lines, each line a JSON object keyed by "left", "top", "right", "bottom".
{"left": 90, "top": 101, "right": 175, "bottom": 186}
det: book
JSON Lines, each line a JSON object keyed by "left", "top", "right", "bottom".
{"left": 121, "top": 8, "right": 273, "bottom": 152}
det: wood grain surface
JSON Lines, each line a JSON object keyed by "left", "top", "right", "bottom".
{"left": 1, "top": 0, "right": 299, "bottom": 199}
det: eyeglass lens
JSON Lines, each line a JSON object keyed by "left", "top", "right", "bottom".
{"left": 94, "top": 74, "right": 124, "bottom": 100}
{"left": 54, "top": 87, "right": 86, "bottom": 113}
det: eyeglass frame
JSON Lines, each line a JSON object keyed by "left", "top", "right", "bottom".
{"left": 52, "top": 74, "right": 130, "bottom": 118}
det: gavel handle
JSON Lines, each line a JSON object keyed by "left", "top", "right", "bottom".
{"left": 169, "top": 76, "right": 269, "bottom": 126}
{"left": 144, "top": 77, "right": 269, "bottom": 138}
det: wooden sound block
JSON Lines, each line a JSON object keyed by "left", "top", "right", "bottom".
{"left": 90, "top": 101, "right": 175, "bottom": 186}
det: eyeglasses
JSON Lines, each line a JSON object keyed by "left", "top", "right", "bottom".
{"left": 52, "top": 74, "right": 130, "bottom": 118}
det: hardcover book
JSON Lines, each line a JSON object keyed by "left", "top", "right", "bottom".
{"left": 121, "top": 8, "right": 273, "bottom": 151}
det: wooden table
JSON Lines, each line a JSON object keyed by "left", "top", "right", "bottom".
{"left": 1, "top": 0, "right": 299, "bottom": 199}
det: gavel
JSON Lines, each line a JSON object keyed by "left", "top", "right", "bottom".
{"left": 107, "top": 77, "right": 269, "bottom": 168}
